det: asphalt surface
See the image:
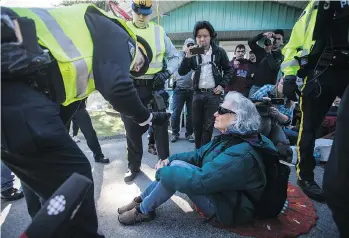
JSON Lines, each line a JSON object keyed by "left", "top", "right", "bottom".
{"left": 1, "top": 132, "right": 340, "bottom": 238}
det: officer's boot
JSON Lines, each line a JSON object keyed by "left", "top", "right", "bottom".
{"left": 124, "top": 168, "right": 141, "bottom": 182}
{"left": 297, "top": 180, "right": 325, "bottom": 202}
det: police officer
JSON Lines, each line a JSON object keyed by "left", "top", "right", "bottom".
{"left": 281, "top": 0, "right": 349, "bottom": 203}
{"left": 122, "top": 0, "right": 180, "bottom": 182}
{"left": 323, "top": 85, "right": 349, "bottom": 238}
{"left": 1, "top": 4, "right": 168, "bottom": 237}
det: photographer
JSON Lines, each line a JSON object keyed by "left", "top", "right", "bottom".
{"left": 225, "top": 44, "right": 251, "bottom": 97}
{"left": 248, "top": 30, "right": 284, "bottom": 97}
{"left": 178, "top": 21, "right": 233, "bottom": 148}
{"left": 250, "top": 78, "right": 295, "bottom": 161}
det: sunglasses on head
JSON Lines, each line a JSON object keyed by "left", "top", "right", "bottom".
{"left": 217, "top": 106, "right": 235, "bottom": 115}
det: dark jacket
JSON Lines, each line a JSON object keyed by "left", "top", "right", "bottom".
{"left": 156, "top": 132, "right": 276, "bottom": 227}
{"left": 2, "top": 6, "right": 151, "bottom": 125}
{"left": 248, "top": 34, "right": 284, "bottom": 87}
{"left": 178, "top": 44, "right": 233, "bottom": 90}
{"left": 225, "top": 58, "right": 251, "bottom": 95}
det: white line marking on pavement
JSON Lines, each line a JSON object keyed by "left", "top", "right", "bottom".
{"left": 0, "top": 203, "right": 12, "bottom": 227}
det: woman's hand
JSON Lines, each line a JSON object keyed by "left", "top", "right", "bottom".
{"left": 271, "top": 107, "right": 289, "bottom": 124}
{"left": 270, "top": 106, "right": 280, "bottom": 117}
{"left": 262, "top": 97, "right": 271, "bottom": 102}
{"left": 155, "top": 159, "right": 170, "bottom": 171}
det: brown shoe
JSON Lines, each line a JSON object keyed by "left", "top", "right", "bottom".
{"left": 118, "top": 196, "right": 142, "bottom": 214}
{"left": 118, "top": 206, "right": 155, "bottom": 225}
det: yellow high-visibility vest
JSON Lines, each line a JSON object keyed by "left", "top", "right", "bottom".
{"left": 281, "top": 0, "right": 318, "bottom": 77}
{"left": 127, "top": 21, "right": 165, "bottom": 75}
{"left": 12, "top": 4, "right": 138, "bottom": 106}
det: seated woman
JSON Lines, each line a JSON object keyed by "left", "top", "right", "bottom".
{"left": 117, "top": 92, "right": 275, "bottom": 227}
{"left": 250, "top": 77, "right": 295, "bottom": 161}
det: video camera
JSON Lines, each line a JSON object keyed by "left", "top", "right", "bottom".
{"left": 252, "top": 97, "right": 285, "bottom": 117}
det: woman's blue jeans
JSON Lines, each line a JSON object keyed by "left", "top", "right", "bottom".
{"left": 140, "top": 160, "right": 215, "bottom": 218}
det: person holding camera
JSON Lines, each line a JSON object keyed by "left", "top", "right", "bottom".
{"left": 178, "top": 21, "right": 233, "bottom": 148}
{"left": 250, "top": 78, "right": 295, "bottom": 162}
{"left": 170, "top": 38, "right": 196, "bottom": 143}
{"left": 248, "top": 30, "right": 284, "bottom": 98}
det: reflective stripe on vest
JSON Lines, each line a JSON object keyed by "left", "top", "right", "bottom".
{"left": 127, "top": 22, "right": 165, "bottom": 74}
{"left": 13, "top": 4, "right": 138, "bottom": 106}
{"left": 31, "top": 8, "right": 91, "bottom": 98}
{"left": 281, "top": 49, "right": 310, "bottom": 70}
{"left": 152, "top": 25, "right": 163, "bottom": 69}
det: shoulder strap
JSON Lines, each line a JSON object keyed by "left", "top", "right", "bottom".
{"left": 248, "top": 148, "right": 267, "bottom": 186}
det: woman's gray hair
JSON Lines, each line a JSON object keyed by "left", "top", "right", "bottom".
{"left": 224, "top": 92, "right": 261, "bottom": 134}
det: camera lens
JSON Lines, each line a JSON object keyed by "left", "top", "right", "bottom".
{"left": 264, "top": 39, "right": 271, "bottom": 46}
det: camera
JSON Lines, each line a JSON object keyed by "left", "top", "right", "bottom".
{"left": 252, "top": 97, "right": 284, "bottom": 117}
{"left": 264, "top": 37, "right": 275, "bottom": 46}
{"left": 189, "top": 46, "right": 205, "bottom": 55}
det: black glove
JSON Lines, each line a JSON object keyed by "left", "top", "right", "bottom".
{"left": 152, "top": 112, "right": 171, "bottom": 125}
{"left": 283, "top": 75, "right": 299, "bottom": 101}
{"left": 153, "top": 70, "right": 171, "bottom": 88}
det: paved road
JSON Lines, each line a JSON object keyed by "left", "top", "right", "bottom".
{"left": 1, "top": 133, "right": 339, "bottom": 238}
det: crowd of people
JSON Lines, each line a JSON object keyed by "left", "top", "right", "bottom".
{"left": 1, "top": 0, "right": 348, "bottom": 238}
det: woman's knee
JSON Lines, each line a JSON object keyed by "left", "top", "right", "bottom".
{"left": 170, "top": 160, "right": 191, "bottom": 168}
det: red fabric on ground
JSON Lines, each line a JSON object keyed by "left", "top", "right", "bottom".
{"left": 193, "top": 183, "right": 318, "bottom": 238}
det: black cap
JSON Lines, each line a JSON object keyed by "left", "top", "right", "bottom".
{"left": 130, "top": 36, "right": 153, "bottom": 77}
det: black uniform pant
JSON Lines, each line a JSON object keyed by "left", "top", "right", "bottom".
{"left": 148, "top": 126, "right": 155, "bottom": 145}
{"left": 296, "top": 68, "right": 349, "bottom": 181}
{"left": 121, "top": 84, "right": 169, "bottom": 170}
{"left": 23, "top": 98, "right": 104, "bottom": 219}
{"left": 323, "top": 84, "right": 349, "bottom": 238}
{"left": 192, "top": 91, "right": 220, "bottom": 148}
{"left": 1, "top": 82, "right": 102, "bottom": 238}
{"left": 66, "top": 100, "right": 103, "bottom": 158}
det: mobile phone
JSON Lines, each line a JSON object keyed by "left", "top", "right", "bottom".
{"left": 271, "top": 98, "right": 285, "bottom": 105}
{"left": 190, "top": 46, "right": 205, "bottom": 55}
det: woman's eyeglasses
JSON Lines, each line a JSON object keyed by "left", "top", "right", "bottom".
{"left": 217, "top": 106, "right": 235, "bottom": 115}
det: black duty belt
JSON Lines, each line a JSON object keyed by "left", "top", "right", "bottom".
{"left": 134, "top": 79, "right": 152, "bottom": 86}
{"left": 132, "top": 75, "right": 155, "bottom": 86}
{"left": 177, "top": 88, "right": 193, "bottom": 92}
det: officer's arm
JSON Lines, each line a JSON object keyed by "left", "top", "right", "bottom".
{"left": 85, "top": 12, "right": 150, "bottom": 124}
{"left": 178, "top": 57, "right": 193, "bottom": 76}
{"left": 281, "top": 2, "right": 312, "bottom": 76}
{"left": 163, "top": 33, "right": 180, "bottom": 75}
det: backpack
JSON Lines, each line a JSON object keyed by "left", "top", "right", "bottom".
{"left": 243, "top": 137, "right": 291, "bottom": 219}
{"left": 222, "top": 137, "right": 291, "bottom": 219}
{"left": 213, "top": 134, "right": 291, "bottom": 219}
{"left": 216, "top": 134, "right": 290, "bottom": 219}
